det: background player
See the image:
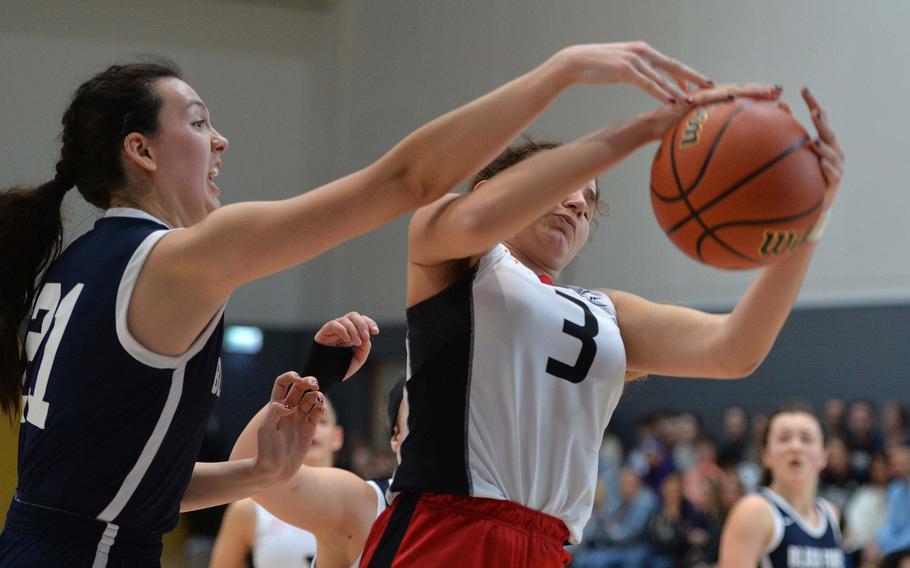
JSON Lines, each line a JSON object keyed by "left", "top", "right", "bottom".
{"left": 719, "top": 404, "right": 845, "bottom": 567}
{"left": 228, "top": 313, "right": 411, "bottom": 568}
{"left": 209, "top": 394, "right": 344, "bottom": 568}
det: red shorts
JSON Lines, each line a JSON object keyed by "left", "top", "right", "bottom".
{"left": 359, "top": 493, "right": 572, "bottom": 567}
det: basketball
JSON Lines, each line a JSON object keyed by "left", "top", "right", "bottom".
{"left": 650, "top": 99, "right": 826, "bottom": 270}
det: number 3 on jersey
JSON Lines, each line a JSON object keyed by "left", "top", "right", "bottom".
{"left": 22, "top": 282, "right": 84, "bottom": 429}
{"left": 546, "top": 289, "right": 598, "bottom": 384}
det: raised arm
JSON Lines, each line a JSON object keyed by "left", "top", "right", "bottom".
{"left": 408, "top": 84, "right": 781, "bottom": 270}
{"left": 130, "top": 43, "right": 713, "bottom": 355}
{"left": 611, "top": 89, "right": 844, "bottom": 379}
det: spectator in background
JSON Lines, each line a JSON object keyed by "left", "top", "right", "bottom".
{"left": 718, "top": 471, "right": 745, "bottom": 518}
{"left": 672, "top": 412, "right": 702, "bottom": 475}
{"left": 719, "top": 406, "right": 750, "bottom": 467}
{"left": 684, "top": 434, "right": 725, "bottom": 514}
{"left": 865, "top": 444, "right": 910, "bottom": 568}
{"left": 743, "top": 412, "right": 769, "bottom": 465}
{"left": 820, "top": 436, "right": 861, "bottom": 512}
{"left": 574, "top": 467, "right": 658, "bottom": 568}
{"left": 843, "top": 451, "right": 890, "bottom": 563}
{"left": 597, "top": 432, "right": 626, "bottom": 518}
{"left": 647, "top": 473, "right": 703, "bottom": 568}
{"left": 883, "top": 403, "right": 910, "bottom": 448}
{"left": 686, "top": 476, "right": 726, "bottom": 567}
{"left": 846, "top": 400, "right": 884, "bottom": 479}
{"left": 738, "top": 412, "right": 768, "bottom": 493}
{"left": 630, "top": 413, "right": 676, "bottom": 493}
{"left": 824, "top": 398, "right": 848, "bottom": 441}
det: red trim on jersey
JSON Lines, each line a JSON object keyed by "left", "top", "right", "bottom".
{"left": 360, "top": 493, "right": 571, "bottom": 567}
{"left": 538, "top": 274, "right": 555, "bottom": 286}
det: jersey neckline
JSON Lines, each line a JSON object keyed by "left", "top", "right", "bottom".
{"left": 104, "top": 207, "right": 172, "bottom": 229}
{"left": 763, "top": 487, "right": 828, "bottom": 538}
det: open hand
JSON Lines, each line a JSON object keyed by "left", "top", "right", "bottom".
{"left": 641, "top": 82, "right": 784, "bottom": 141}
{"left": 557, "top": 41, "right": 713, "bottom": 103}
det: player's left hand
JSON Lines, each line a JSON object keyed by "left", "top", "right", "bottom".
{"left": 778, "top": 88, "right": 845, "bottom": 208}
{"left": 254, "top": 372, "right": 326, "bottom": 483}
{"left": 314, "top": 311, "right": 379, "bottom": 379}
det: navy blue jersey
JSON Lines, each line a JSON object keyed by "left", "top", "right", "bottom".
{"left": 759, "top": 488, "right": 845, "bottom": 568}
{"left": 15, "top": 208, "right": 224, "bottom": 537}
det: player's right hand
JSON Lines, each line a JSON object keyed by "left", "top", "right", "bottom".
{"left": 314, "top": 312, "right": 379, "bottom": 379}
{"left": 255, "top": 372, "right": 325, "bottom": 483}
{"left": 554, "top": 42, "right": 712, "bottom": 103}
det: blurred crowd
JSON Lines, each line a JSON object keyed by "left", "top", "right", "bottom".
{"left": 570, "top": 399, "right": 910, "bottom": 568}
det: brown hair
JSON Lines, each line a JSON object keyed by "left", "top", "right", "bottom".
{"left": 759, "top": 402, "right": 827, "bottom": 486}
{"left": 470, "top": 137, "right": 608, "bottom": 219}
{"left": 0, "top": 58, "right": 182, "bottom": 419}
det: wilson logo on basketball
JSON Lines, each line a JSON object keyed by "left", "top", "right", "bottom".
{"left": 679, "top": 108, "right": 709, "bottom": 149}
{"left": 759, "top": 230, "right": 802, "bottom": 256}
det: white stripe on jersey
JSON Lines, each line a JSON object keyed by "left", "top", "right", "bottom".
{"left": 99, "top": 212, "right": 227, "bottom": 526}
{"left": 91, "top": 522, "right": 119, "bottom": 568}
{"left": 97, "top": 363, "right": 186, "bottom": 522}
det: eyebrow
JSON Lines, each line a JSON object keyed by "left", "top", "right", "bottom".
{"left": 185, "top": 100, "right": 208, "bottom": 113}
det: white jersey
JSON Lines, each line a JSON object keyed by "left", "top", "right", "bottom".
{"left": 253, "top": 503, "right": 317, "bottom": 568}
{"left": 393, "top": 244, "right": 627, "bottom": 543}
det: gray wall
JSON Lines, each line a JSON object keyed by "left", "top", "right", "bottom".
{"left": 3, "top": 0, "right": 909, "bottom": 327}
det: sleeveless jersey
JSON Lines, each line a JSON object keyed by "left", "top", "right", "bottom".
{"left": 16, "top": 208, "right": 225, "bottom": 537}
{"left": 759, "top": 488, "right": 845, "bottom": 568}
{"left": 253, "top": 503, "right": 317, "bottom": 568}
{"left": 392, "top": 244, "right": 627, "bottom": 543}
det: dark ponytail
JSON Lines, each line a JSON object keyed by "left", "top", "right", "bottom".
{"left": 0, "top": 57, "right": 182, "bottom": 419}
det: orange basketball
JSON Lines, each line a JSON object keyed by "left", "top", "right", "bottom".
{"left": 650, "top": 99, "right": 826, "bottom": 270}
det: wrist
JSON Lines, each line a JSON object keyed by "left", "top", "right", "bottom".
{"left": 541, "top": 48, "right": 582, "bottom": 91}
{"left": 805, "top": 207, "right": 832, "bottom": 243}
{"left": 249, "top": 455, "right": 285, "bottom": 489}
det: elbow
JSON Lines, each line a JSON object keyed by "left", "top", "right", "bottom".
{"left": 399, "top": 166, "right": 452, "bottom": 207}
{"left": 716, "top": 357, "right": 763, "bottom": 380}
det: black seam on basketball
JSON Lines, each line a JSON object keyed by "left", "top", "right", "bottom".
{"left": 669, "top": 116, "right": 720, "bottom": 262}
{"left": 655, "top": 100, "right": 753, "bottom": 203}
{"left": 667, "top": 134, "right": 811, "bottom": 237}
{"left": 694, "top": 198, "right": 825, "bottom": 263}
{"left": 669, "top": 103, "right": 758, "bottom": 263}
{"left": 667, "top": 120, "right": 686, "bottom": 201}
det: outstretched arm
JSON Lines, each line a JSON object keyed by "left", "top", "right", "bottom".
{"left": 612, "top": 89, "right": 845, "bottom": 379}
{"left": 408, "top": 84, "right": 780, "bottom": 272}
{"left": 132, "top": 43, "right": 713, "bottom": 355}
{"left": 179, "top": 374, "right": 325, "bottom": 512}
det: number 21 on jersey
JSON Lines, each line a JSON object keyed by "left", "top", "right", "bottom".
{"left": 22, "top": 282, "right": 83, "bottom": 429}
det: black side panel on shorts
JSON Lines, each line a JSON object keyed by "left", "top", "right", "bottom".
{"left": 391, "top": 268, "right": 475, "bottom": 496}
{"left": 365, "top": 493, "right": 420, "bottom": 568}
